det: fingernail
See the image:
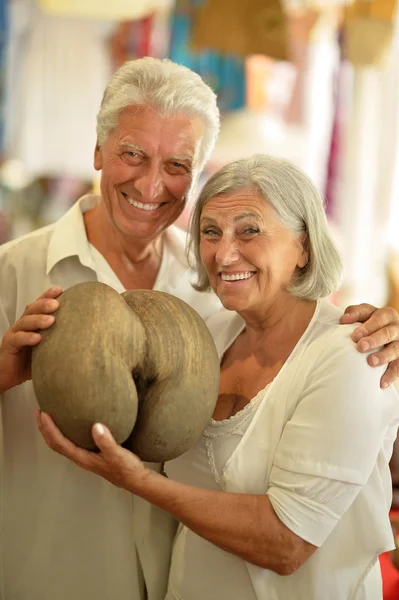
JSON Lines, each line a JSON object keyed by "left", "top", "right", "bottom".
{"left": 352, "top": 332, "right": 364, "bottom": 342}
{"left": 46, "top": 300, "right": 59, "bottom": 310}
{"left": 369, "top": 355, "right": 379, "bottom": 366}
{"left": 94, "top": 424, "right": 105, "bottom": 436}
{"left": 43, "top": 315, "right": 55, "bottom": 324}
{"left": 382, "top": 382, "right": 389, "bottom": 389}
{"left": 358, "top": 340, "right": 370, "bottom": 351}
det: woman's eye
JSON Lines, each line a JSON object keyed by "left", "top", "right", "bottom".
{"left": 201, "top": 229, "right": 219, "bottom": 236}
{"left": 242, "top": 228, "right": 259, "bottom": 235}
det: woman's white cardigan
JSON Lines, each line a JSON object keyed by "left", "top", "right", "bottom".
{"left": 207, "top": 300, "right": 399, "bottom": 600}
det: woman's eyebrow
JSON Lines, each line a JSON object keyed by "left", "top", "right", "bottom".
{"left": 233, "top": 212, "right": 258, "bottom": 222}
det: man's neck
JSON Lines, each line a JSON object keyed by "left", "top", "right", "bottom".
{"left": 83, "top": 203, "right": 164, "bottom": 290}
{"left": 84, "top": 203, "right": 163, "bottom": 263}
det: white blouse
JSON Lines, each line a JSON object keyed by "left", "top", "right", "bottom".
{"left": 165, "top": 388, "right": 271, "bottom": 600}
{"left": 163, "top": 300, "right": 399, "bottom": 600}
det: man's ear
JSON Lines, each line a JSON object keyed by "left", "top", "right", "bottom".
{"left": 297, "top": 233, "right": 309, "bottom": 269}
{"left": 94, "top": 142, "right": 102, "bottom": 171}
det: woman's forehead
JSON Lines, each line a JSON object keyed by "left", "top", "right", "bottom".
{"left": 201, "top": 188, "right": 271, "bottom": 220}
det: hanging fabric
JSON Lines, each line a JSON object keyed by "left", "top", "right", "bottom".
{"left": 191, "top": 0, "right": 288, "bottom": 61}
{"left": 344, "top": 0, "right": 397, "bottom": 67}
{"left": 38, "top": 0, "right": 172, "bottom": 21}
{"left": 109, "top": 16, "right": 154, "bottom": 70}
{"left": 0, "top": 0, "right": 7, "bottom": 154}
{"left": 168, "top": 0, "right": 245, "bottom": 112}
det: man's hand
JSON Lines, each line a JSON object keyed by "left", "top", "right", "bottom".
{"left": 340, "top": 304, "right": 399, "bottom": 388}
{"left": 0, "top": 286, "right": 63, "bottom": 394}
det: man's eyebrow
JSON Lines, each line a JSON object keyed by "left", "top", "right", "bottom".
{"left": 120, "top": 142, "right": 146, "bottom": 153}
{"left": 168, "top": 155, "right": 193, "bottom": 163}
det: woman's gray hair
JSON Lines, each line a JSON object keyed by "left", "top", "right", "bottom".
{"left": 189, "top": 154, "right": 343, "bottom": 300}
{"left": 96, "top": 57, "right": 220, "bottom": 170}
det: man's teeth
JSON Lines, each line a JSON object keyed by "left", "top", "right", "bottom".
{"left": 126, "top": 197, "right": 161, "bottom": 211}
{"left": 221, "top": 272, "right": 254, "bottom": 281}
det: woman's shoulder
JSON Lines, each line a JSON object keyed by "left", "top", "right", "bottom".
{"left": 305, "top": 300, "right": 360, "bottom": 355}
{"left": 205, "top": 310, "right": 245, "bottom": 359}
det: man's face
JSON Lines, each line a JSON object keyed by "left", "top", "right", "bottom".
{"left": 94, "top": 105, "right": 205, "bottom": 241}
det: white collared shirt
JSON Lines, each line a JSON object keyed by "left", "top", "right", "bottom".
{"left": 0, "top": 195, "right": 225, "bottom": 600}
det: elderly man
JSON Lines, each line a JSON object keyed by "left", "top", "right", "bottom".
{"left": 0, "top": 58, "right": 399, "bottom": 600}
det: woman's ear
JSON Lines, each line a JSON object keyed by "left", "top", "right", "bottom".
{"left": 297, "top": 234, "right": 309, "bottom": 269}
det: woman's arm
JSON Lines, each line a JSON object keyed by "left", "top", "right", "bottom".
{"left": 36, "top": 411, "right": 316, "bottom": 575}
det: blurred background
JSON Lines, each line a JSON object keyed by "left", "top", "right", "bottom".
{"left": 0, "top": 0, "right": 399, "bottom": 592}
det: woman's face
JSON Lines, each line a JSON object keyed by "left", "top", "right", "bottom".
{"left": 199, "top": 187, "right": 308, "bottom": 316}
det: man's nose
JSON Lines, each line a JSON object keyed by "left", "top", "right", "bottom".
{"left": 134, "top": 165, "right": 164, "bottom": 200}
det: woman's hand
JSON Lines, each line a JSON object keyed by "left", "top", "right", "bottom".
{"left": 340, "top": 304, "right": 399, "bottom": 388}
{"left": 0, "top": 286, "right": 63, "bottom": 394}
{"left": 35, "top": 410, "right": 150, "bottom": 491}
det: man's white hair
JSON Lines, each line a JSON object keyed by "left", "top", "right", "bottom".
{"left": 96, "top": 57, "right": 220, "bottom": 171}
{"left": 189, "top": 154, "right": 343, "bottom": 300}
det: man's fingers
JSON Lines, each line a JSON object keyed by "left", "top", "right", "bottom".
{"left": 340, "top": 303, "right": 377, "bottom": 325}
{"left": 4, "top": 330, "right": 41, "bottom": 353}
{"left": 23, "top": 298, "right": 60, "bottom": 318}
{"left": 379, "top": 358, "right": 399, "bottom": 389}
{"left": 11, "top": 314, "right": 55, "bottom": 335}
{"left": 355, "top": 324, "right": 399, "bottom": 353}
{"left": 22, "top": 287, "right": 63, "bottom": 318}
{"left": 365, "top": 341, "right": 399, "bottom": 367}
{"left": 40, "top": 286, "right": 63, "bottom": 300}
{"left": 350, "top": 308, "right": 399, "bottom": 342}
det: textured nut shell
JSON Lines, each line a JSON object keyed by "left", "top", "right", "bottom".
{"left": 122, "top": 290, "right": 220, "bottom": 462}
{"left": 31, "top": 282, "right": 220, "bottom": 462}
{"left": 32, "top": 282, "right": 145, "bottom": 449}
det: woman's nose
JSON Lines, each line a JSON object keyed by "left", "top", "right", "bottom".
{"left": 215, "top": 238, "right": 240, "bottom": 266}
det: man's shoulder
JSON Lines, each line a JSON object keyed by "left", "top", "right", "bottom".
{"left": 164, "top": 224, "right": 189, "bottom": 266}
{"left": 0, "top": 223, "right": 55, "bottom": 265}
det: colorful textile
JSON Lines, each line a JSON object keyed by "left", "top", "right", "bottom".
{"left": 168, "top": 0, "right": 245, "bottom": 112}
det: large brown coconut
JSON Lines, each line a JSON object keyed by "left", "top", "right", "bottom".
{"left": 31, "top": 281, "right": 220, "bottom": 462}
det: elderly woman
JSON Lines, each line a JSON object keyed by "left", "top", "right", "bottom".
{"left": 38, "top": 155, "right": 399, "bottom": 600}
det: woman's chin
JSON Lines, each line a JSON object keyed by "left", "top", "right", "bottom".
{"left": 218, "top": 296, "right": 247, "bottom": 313}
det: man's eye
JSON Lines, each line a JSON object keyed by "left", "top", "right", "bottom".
{"left": 168, "top": 161, "right": 190, "bottom": 173}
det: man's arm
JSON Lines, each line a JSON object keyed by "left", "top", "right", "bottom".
{"left": 0, "top": 286, "right": 62, "bottom": 394}
{"left": 340, "top": 304, "right": 399, "bottom": 388}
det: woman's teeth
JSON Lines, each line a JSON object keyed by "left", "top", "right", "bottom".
{"left": 220, "top": 272, "right": 254, "bottom": 281}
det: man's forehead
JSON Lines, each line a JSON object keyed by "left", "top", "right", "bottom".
{"left": 116, "top": 105, "right": 204, "bottom": 146}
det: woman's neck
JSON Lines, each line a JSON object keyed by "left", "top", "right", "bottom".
{"left": 238, "top": 297, "right": 317, "bottom": 357}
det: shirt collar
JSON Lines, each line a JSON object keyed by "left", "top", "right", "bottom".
{"left": 46, "top": 194, "right": 101, "bottom": 275}
{"left": 46, "top": 194, "right": 191, "bottom": 275}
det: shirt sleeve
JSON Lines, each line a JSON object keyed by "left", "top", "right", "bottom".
{"left": 267, "top": 333, "right": 399, "bottom": 547}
